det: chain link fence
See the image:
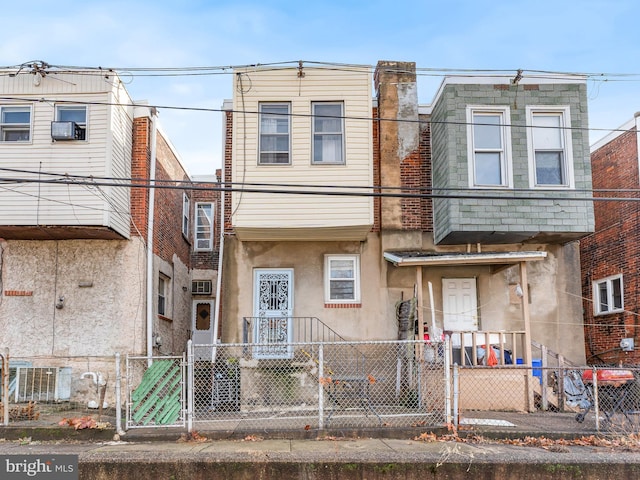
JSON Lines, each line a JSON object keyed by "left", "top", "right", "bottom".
{"left": 455, "top": 364, "right": 640, "bottom": 434}
{"left": 190, "top": 340, "right": 447, "bottom": 431}
{"left": 125, "top": 355, "right": 186, "bottom": 429}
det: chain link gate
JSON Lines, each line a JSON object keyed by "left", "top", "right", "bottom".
{"left": 126, "top": 355, "right": 186, "bottom": 429}
{"left": 188, "top": 340, "right": 447, "bottom": 432}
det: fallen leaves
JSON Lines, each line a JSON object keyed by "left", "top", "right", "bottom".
{"left": 413, "top": 431, "right": 640, "bottom": 451}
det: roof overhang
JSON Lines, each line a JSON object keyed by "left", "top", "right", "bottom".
{"left": 383, "top": 250, "right": 547, "bottom": 267}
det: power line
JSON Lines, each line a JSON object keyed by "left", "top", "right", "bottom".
{"left": 0, "top": 95, "right": 631, "bottom": 137}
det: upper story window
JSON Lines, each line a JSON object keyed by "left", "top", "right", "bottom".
{"left": 259, "top": 103, "right": 290, "bottom": 165}
{"left": 55, "top": 105, "right": 87, "bottom": 140}
{"left": 324, "top": 254, "right": 360, "bottom": 303}
{"left": 527, "top": 106, "right": 574, "bottom": 188}
{"left": 593, "top": 274, "right": 623, "bottom": 315}
{"left": 466, "top": 106, "right": 512, "bottom": 187}
{"left": 194, "top": 202, "right": 214, "bottom": 251}
{"left": 1, "top": 105, "right": 31, "bottom": 142}
{"left": 182, "top": 193, "right": 190, "bottom": 238}
{"left": 312, "top": 102, "right": 344, "bottom": 164}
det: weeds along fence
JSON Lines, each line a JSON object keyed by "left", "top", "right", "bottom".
{"left": 187, "top": 340, "right": 448, "bottom": 431}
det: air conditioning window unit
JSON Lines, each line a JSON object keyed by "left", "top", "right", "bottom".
{"left": 51, "top": 121, "right": 84, "bottom": 140}
{"left": 192, "top": 280, "right": 212, "bottom": 295}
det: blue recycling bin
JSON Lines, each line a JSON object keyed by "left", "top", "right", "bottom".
{"left": 516, "top": 358, "right": 542, "bottom": 384}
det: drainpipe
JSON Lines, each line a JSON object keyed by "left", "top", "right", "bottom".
{"left": 212, "top": 108, "right": 227, "bottom": 354}
{"left": 146, "top": 110, "right": 158, "bottom": 365}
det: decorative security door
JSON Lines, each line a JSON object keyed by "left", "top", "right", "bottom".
{"left": 253, "top": 269, "right": 294, "bottom": 359}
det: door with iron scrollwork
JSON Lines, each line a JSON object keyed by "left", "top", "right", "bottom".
{"left": 253, "top": 269, "right": 294, "bottom": 358}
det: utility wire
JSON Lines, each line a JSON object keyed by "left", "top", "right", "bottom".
{"left": 0, "top": 95, "right": 631, "bottom": 137}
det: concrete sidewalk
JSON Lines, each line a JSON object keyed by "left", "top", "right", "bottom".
{"left": 1, "top": 410, "right": 638, "bottom": 479}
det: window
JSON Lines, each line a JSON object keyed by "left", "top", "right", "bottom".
{"left": 593, "top": 275, "right": 623, "bottom": 315}
{"left": 55, "top": 105, "right": 87, "bottom": 140}
{"left": 467, "top": 106, "right": 512, "bottom": 187}
{"left": 1, "top": 106, "right": 31, "bottom": 142}
{"left": 325, "top": 255, "right": 360, "bottom": 303}
{"left": 158, "top": 275, "right": 169, "bottom": 316}
{"left": 527, "top": 106, "right": 574, "bottom": 188}
{"left": 194, "top": 202, "right": 214, "bottom": 251}
{"left": 312, "top": 102, "right": 344, "bottom": 164}
{"left": 259, "top": 103, "right": 290, "bottom": 164}
{"left": 182, "top": 193, "right": 190, "bottom": 238}
{"left": 192, "top": 280, "right": 212, "bottom": 295}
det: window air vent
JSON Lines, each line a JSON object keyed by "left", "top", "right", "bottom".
{"left": 192, "top": 280, "right": 213, "bottom": 295}
{"left": 51, "top": 121, "right": 83, "bottom": 140}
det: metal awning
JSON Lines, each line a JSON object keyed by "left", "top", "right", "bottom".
{"left": 383, "top": 250, "right": 547, "bottom": 267}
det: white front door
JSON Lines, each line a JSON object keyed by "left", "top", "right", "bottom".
{"left": 192, "top": 300, "right": 215, "bottom": 345}
{"left": 253, "top": 268, "right": 294, "bottom": 359}
{"left": 442, "top": 278, "right": 478, "bottom": 347}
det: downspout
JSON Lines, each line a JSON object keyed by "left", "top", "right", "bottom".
{"left": 146, "top": 110, "right": 158, "bottom": 365}
{"left": 212, "top": 108, "right": 227, "bottom": 351}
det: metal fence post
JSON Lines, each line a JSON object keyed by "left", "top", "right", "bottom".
{"left": 187, "top": 339, "right": 194, "bottom": 433}
{"left": 1, "top": 348, "right": 8, "bottom": 426}
{"left": 452, "top": 363, "right": 459, "bottom": 427}
{"left": 318, "top": 343, "right": 324, "bottom": 429}
{"left": 444, "top": 337, "right": 452, "bottom": 426}
{"left": 592, "top": 366, "right": 600, "bottom": 432}
{"left": 115, "top": 352, "right": 125, "bottom": 435}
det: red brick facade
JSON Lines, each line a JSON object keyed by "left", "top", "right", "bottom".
{"left": 131, "top": 117, "right": 151, "bottom": 239}
{"left": 581, "top": 127, "right": 640, "bottom": 364}
{"left": 190, "top": 171, "right": 222, "bottom": 270}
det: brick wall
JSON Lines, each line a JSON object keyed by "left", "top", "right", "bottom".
{"left": 153, "top": 133, "right": 191, "bottom": 267}
{"left": 131, "top": 117, "right": 150, "bottom": 238}
{"left": 581, "top": 127, "right": 640, "bottom": 364}
{"left": 224, "top": 110, "right": 233, "bottom": 233}
{"left": 191, "top": 175, "right": 221, "bottom": 270}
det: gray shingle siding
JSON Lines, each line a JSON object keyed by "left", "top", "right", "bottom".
{"left": 431, "top": 82, "right": 594, "bottom": 244}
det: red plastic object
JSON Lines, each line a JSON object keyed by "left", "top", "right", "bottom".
{"left": 582, "top": 369, "right": 635, "bottom": 385}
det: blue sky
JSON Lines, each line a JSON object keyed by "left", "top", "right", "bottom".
{"left": 2, "top": 0, "right": 637, "bottom": 175}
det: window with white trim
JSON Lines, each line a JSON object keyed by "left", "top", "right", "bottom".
{"left": 158, "top": 274, "right": 169, "bottom": 316}
{"left": 55, "top": 105, "right": 87, "bottom": 140}
{"left": 1, "top": 105, "right": 31, "bottom": 142}
{"left": 593, "top": 274, "right": 623, "bottom": 315}
{"left": 182, "top": 193, "right": 190, "bottom": 237}
{"left": 466, "top": 106, "right": 512, "bottom": 187}
{"left": 259, "top": 103, "right": 290, "bottom": 164}
{"left": 312, "top": 102, "right": 344, "bottom": 164}
{"left": 325, "top": 254, "right": 360, "bottom": 303}
{"left": 527, "top": 106, "right": 574, "bottom": 188}
{"left": 194, "top": 202, "right": 214, "bottom": 251}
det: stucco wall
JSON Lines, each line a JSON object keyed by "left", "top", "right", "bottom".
{"left": 221, "top": 232, "right": 394, "bottom": 343}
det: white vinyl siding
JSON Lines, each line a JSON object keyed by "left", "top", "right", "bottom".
{"left": 0, "top": 73, "right": 134, "bottom": 238}
{"left": 231, "top": 67, "right": 373, "bottom": 239}
{"left": 527, "top": 106, "right": 574, "bottom": 188}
